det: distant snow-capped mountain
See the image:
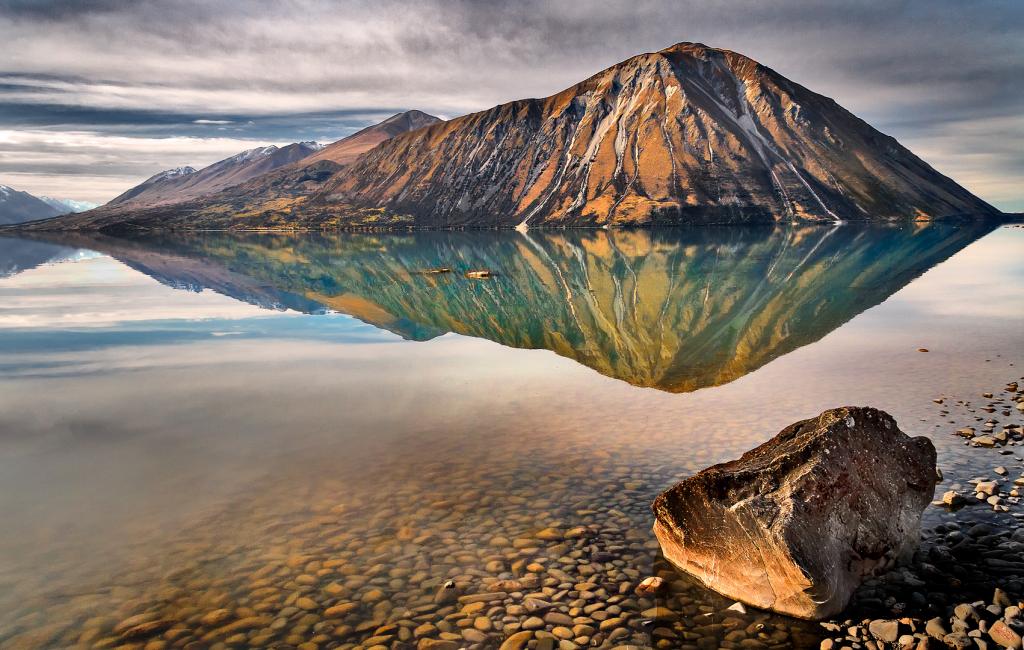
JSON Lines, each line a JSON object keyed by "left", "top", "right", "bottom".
{"left": 0, "top": 184, "right": 63, "bottom": 225}
{"left": 40, "top": 197, "right": 100, "bottom": 213}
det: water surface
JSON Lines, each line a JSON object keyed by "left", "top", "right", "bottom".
{"left": 0, "top": 223, "right": 1021, "bottom": 649}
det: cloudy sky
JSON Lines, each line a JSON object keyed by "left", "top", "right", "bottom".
{"left": 0, "top": 0, "right": 1021, "bottom": 209}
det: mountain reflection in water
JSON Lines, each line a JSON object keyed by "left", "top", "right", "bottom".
{"left": 15, "top": 221, "right": 996, "bottom": 392}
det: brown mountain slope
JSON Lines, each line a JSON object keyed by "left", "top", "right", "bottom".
{"left": 302, "top": 110, "right": 441, "bottom": 166}
{"left": 313, "top": 42, "right": 996, "bottom": 227}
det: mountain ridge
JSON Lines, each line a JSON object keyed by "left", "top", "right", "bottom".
{"left": 9, "top": 43, "right": 1000, "bottom": 232}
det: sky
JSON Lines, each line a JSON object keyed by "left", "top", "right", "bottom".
{"left": 0, "top": 0, "right": 1021, "bottom": 210}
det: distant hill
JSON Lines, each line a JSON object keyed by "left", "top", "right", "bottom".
{"left": 0, "top": 184, "right": 63, "bottom": 225}
{"left": 106, "top": 141, "right": 325, "bottom": 209}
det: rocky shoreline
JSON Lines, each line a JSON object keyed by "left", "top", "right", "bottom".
{"left": 2, "top": 373, "right": 1022, "bottom": 650}
{"left": 817, "top": 377, "right": 1024, "bottom": 650}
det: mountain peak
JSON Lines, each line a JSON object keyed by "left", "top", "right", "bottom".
{"left": 376, "top": 110, "right": 443, "bottom": 133}
{"left": 382, "top": 109, "right": 439, "bottom": 123}
{"left": 299, "top": 110, "right": 442, "bottom": 167}
{"left": 658, "top": 41, "right": 728, "bottom": 56}
{"left": 314, "top": 43, "right": 994, "bottom": 227}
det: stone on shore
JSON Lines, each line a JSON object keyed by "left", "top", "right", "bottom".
{"left": 652, "top": 406, "right": 937, "bottom": 619}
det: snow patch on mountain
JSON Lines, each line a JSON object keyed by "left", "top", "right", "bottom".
{"left": 40, "top": 197, "right": 99, "bottom": 213}
{"left": 227, "top": 146, "right": 278, "bottom": 163}
{"left": 151, "top": 167, "right": 197, "bottom": 182}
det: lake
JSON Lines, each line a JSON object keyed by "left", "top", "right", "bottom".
{"left": 0, "top": 222, "right": 1021, "bottom": 649}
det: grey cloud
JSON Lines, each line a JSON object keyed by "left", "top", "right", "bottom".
{"left": 0, "top": 0, "right": 1020, "bottom": 209}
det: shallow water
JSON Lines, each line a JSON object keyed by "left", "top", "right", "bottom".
{"left": 0, "top": 223, "right": 1021, "bottom": 649}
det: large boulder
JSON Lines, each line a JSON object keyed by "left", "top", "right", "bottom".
{"left": 652, "top": 406, "right": 937, "bottom": 619}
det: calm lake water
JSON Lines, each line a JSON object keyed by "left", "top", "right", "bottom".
{"left": 0, "top": 223, "right": 1021, "bottom": 649}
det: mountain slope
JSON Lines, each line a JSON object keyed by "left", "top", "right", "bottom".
{"left": 107, "top": 141, "right": 323, "bottom": 209}
{"left": 103, "top": 111, "right": 441, "bottom": 212}
{"left": 315, "top": 42, "right": 996, "bottom": 227}
{"left": 177, "top": 110, "right": 443, "bottom": 217}
{"left": 302, "top": 110, "right": 441, "bottom": 166}
{"left": 106, "top": 167, "right": 198, "bottom": 206}
{"left": 0, "top": 184, "right": 63, "bottom": 225}
{"left": 14, "top": 111, "right": 441, "bottom": 232}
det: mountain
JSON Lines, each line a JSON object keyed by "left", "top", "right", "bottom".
{"left": 98, "top": 112, "right": 442, "bottom": 212}
{"left": 316, "top": 42, "right": 997, "bottom": 227}
{"left": 106, "top": 141, "right": 325, "bottom": 209}
{"left": 0, "top": 184, "right": 63, "bottom": 225}
{"left": 40, "top": 197, "right": 99, "bottom": 213}
{"left": 17, "top": 221, "right": 995, "bottom": 392}
{"left": 106, "top": 167, "right": 197, "bottom": 207}
{"left": 13, "top": 111, "right": 441, "bottom": 232}
{"left": 9, "top": 43, "right": 998, "bottom": 232}
{"left": 302, "top": 110, "right": 441, "bottom": 167}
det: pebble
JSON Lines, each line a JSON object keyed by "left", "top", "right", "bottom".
{"left": 4, "top": 369, "right": 1022, "bottom": 650}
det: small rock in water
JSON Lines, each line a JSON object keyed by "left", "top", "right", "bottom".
{"left": 412, "top": 267, "right": 451, "bottom": 275}
{"left": 433, "top": 579, "right": 458, "bottom": 605}
{"left": 635, "top": 576, "right": 664, "bottom": 596}
{"left": 942, "top": 491, "right": 966, "bottom": 507}
{"left": 868, "top": 619, "right": 901, "bottom": 643}
{"left": 977, "top": 481, "right": 999, "bottom": 496}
